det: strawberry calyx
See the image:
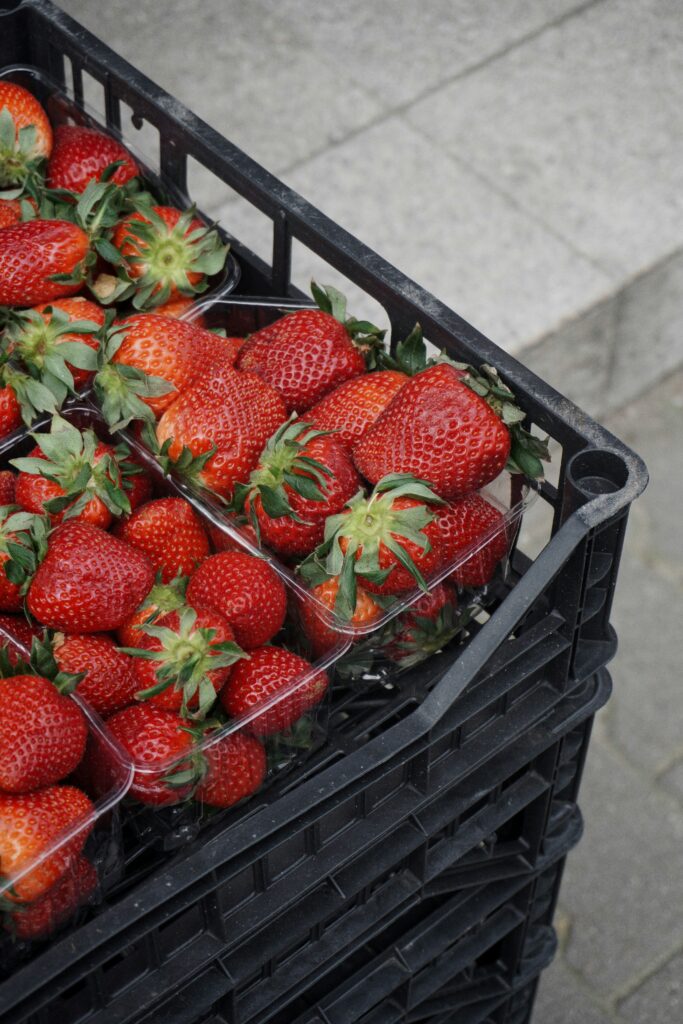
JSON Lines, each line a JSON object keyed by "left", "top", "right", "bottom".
{"left": 310, "top": 282, "right": 386, "bottom": 368}
{"left": 299, "top": 474, "right": 445, "bottom": 620}
{"left": 0, "top": 505, "right": 49, "bottom": 594}
{"left": 9, "top": 413, "right": 137, "bottom": 520}
{"left": 3, "top": 305, "right": 101, "bottom": 403}
{"left": 100, "top": 201, "right": 229, "bottom": 311}
{"left": 0, "top": 350, "right": 58, "bottom": 426}
{"left": 0, "top": 107, "right": 46, "bottom": 195}
{"left": 93, "top": 316, "right": 175, "bottom": 430}
{"left": 119, "top": 605, "right": 248, "bottom": 719}
{"left": 232, "top": 417, "right": 333, "bottom": 534}
{"left": 131, "top": 572, "right": 189, "bottom": 628}
{"left": 381, "top": 324, "right": 550, "bottom": 480}
{"left": 387, "top": 595, "right": 472, "bottom": 670}
{"left": 0, "top": 632, "right": 84, "bottom": 695}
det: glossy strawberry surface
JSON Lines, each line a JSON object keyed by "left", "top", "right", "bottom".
{"left": 433, "top": 494, "right": 509, "bottom": 587}
{"left": 195, "top": 731, "right": 267, "bottom": 809}
{"left": 7, "top": 854, "right": 97, "bottom": 940}
{"left": 103, "top": 704, "right": 194, "bottom": 805}
{"left": 0, "top": 220, "right": 90, "bottom": 306}
{"left": 54, "top": 632, "right": 140, "bottom": 717}
{"left": 306, "top": 370, "right": 407, "bottom": 450}
{"left": 221, "top": 646, "right": 328, "bottom": 736}
{"left": 114, "top": 497, "right": 210, "bottom": 583}
{"left": 46, "top": 124, "right": 139, "bottom": 193}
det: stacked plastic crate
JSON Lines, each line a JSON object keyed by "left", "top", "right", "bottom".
{"left": 0, "top": 3, "right": 647, "bottom": 1023}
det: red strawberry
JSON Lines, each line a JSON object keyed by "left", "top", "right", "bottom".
{"left": 6, "top": 854, "right": 97, "bottom": 940}
{"left": 103, "top": 205, "right": 228, "bottom": 310}
{"left": 12, "top": 415, "right": 139, "bottom": 529}
{"left": 0, "top": 220, "right": 90, "bottom": 306}
{"left": 7, "top": 297, "right": 104, "bottom": 392}
{"left": 123, "top": 459, "right": 154, "bottom": 511}
{"left": 0, "top": 674, "right": 87, "bottom": 792}
{"left": 27, "top": 521, "right": 154, "bottom": 632}
{"left": 433, "top": 494, "right": 509, "bottom": 587}
{"left": 0, "top": 471, "right": 16, "bottom": 505}
{"left": 0, "top": 785, "right": 93, "bottom": 903}
{"left": 96, "top": 313, "right": 241, "bottom": 423}
{"left": 298, "top": 576, "right": 380, "bottom": 657}
{"left": 385, "top": 582, "right": 462, "bottom": 669}
{"left": 186, "top": 551, "right": 287, "bottom": 649}
{"left": 153, "top": 295, "right": 200, "bottom": 320}
{"left": 236, "top": 284, "right": 385, "bottom": 412}
{"left": 116, "top": 573, "right": 188, "bottom": 649}
{"left": 0, "top": 382, "right": 22, "bottom": 440}
{"left": 53, "top": 633, "right": 139, "bottom": 716}
{"left": 123, "top": 605, "right": 245, "bottom": 717}
{"left": 195, "top": 731, "right": 266, "bottom": 809}
{"left": 102, "top": 704, "right": 194, "bottom": 805}
{"left": 354, "top": 363, "right": 514, "bottom": 500}
{"left": 305, "top": 370, "right": 408, "bottom": 450}
{"left": 221, "top": 646, "right": 328, "bottom": 736}
{"left": 0, "top": 198, "right": 25, "bottom": 229}
{"left": 155, "top": 363, "right": 288, "bottom": 499}
{"left": 114, "top": 498, "right": 210, "bottom": 583}
{"left": 300, "top": 475, "right": 445, "bottom": 620}
{"left": 207, "top": 521, "right": 259, "bottom": 553}
{"left": 46, "top": 124, "right": 139, "bottom": 194}
{"left": 237, "top": 420, "right": 361, "bottom": 559}
{"left": 0, "top": 82, "right": 52, "bottom": 189}
{"left": 0, "top": 613, "right": 42, "bottom": 664}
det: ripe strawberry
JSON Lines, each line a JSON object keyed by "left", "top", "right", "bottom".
{"left": 46, "top": 124, "right": 139, "bottom": 194}
{"left": 153, "top": 295, "right": 199, "bottom": 319}
{"left": 12, "top": 415, "right": 140, "bottom": 529}
{"left": 0, "top": 785, "right": 93, "bottom": 903}
{"left": 305, "top": 370, "right": 408, "bottom": 450}
{"left": 102, "top": 704, "right": 194, "bottom": 805}
{"left": 95, "top": 313, "right": 242, "bottom": 424}
{"left": 236, "top": 420, "right": 361, "bottom": 559}
{"left": 27, "top": 521, "right": 154, "bottom": 632}
{"left": 186, "top": 551, "right": 287, "bottom": 649}
{"left": 0, "top": 613, "right": 42, "bottom": 664}
{"left": 0, "top": 82, "right": 52, "bottom": 189}
{"left": 0, "top": 198, "right": 29, "bottom": 229}
{"left": 207, "top": 520, "right": 259, "bottom": 553}
{"left": 103, "top": 205, "right": 228, "bottom": 310}
{"left": 298, "top": 576, "right": 380, "bottom": 657}
{"left": 114, "top": 497, "right": 210, "bottom": 583}
{"left": 0, "top": 674, "right": 87, "bottom": 792}
{"left": 6, "top": 297, "right": 104, "bottom": 393}
{"left": 300, "top": 475, "right": 445, "bottom": 620}
{"left": 6, "top": 854, "right": 97, "bottom": 940}
{"left": 385, "top": 582, "right": 462, "bottom": 669}
{"left": 221, "top": 646, "right": 328, "bottom": 736}
{"left": 0, "top": 471, "right": 16, "bottom": 505}
{"left": 53, "top": 632, "right": 139, "bottom": 716}
{"left": 116, "top": 572, "right": 187, "bottom": 649}
{"left": 0, "top": 377, "right": 22, "bottom": 439}
{"left": 155, "top": 363, "right": 288, "bottom": 499}
{"left": 0, "top": 220, "right": 90, "bottom": 306}
{"left": 433, "top": 494, "right": 509, "bottom": 587}
{"left": 195, "top": 731, "right": 266, "bottom": 809}
{"left": 236, "top": 284, "right": 385, "bottom": 412}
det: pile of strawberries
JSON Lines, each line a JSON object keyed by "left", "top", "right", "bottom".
{"left": 0, "top": 78, "right": 551, "bottom": 945}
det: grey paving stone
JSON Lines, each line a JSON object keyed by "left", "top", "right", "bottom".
{"left": 618, "top": 949, "right": 683, "bottom": 1023}
{"left": 533, "top": 959, "right": 612, "bottom": 1023}
{"left": 561, "top": 739, "right": 683, "bottom": 995}
{"left": 405, "top": 0, "right": 683, "bottom": 278}
{"left": 660, "top": 759, "right": 683, "bottom": 804}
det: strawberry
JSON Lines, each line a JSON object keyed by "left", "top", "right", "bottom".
{"left": 195, "top": 731, "right": 266, "bottom": 809}
{"left": 114, "top": 497, "right": 210, "bottom": 583}
{"left": 235, "top": 284, "right": 385, "bottom": 412}
{"left": 298, "top": 576, "right": 380, "bottom": 657}
{"left": 305, "top": 370, "right": 408, "bottom": 450}
{"left": 53, "top": 632, "right": 139, "bottom": 716}
{"left": 101, "top": 704, "right": 194, "bottom": 805}
{"left": 0, "top": 674, "right": 87, "bottom": 792}
{"left": 5, "top": 297, "right": 104, "bottom": 393}
{"left": 385, "top": 582, "right": 462, "bottom": 669}
{"left": 207, "top": 521, "right": 259, "bottom": 553}
{"left": 433, "top": 494, "right": 509, "bottom": 587}
{"left": 27, "top": 521, "right": 154, "bottom": 632}
{"left": 116, "top": 572, "right": 188, "bottom": 649}
{"left": 12, "top": 414, "right": 141, "bottom": 529}
{"left": 46, "top": 124, "right": 139, "bottom": 194}
{"left": 221, "top": 646, "right": 328, "bottom": 736}
{"left": 0, "top": 507, "right": 41, "bottom": 613}
{"left": 122, "top": 605, "right": 245, "bottom": 717}
{"left": 235, "top": 419, "right": 361, "bottom": 559}
{"left": 0, "top": 471, "right": 16, "bottom": 505}
{"left": 186, "top": 551, "right": 287, "bottom": 649}
{"left": 0, "top": 375, "right": 23, "bottom": 439}
{"left": 299, "top": 475, "right": 445, "bottom": 620}
{"left": 0, "top": 82, "right": 52, "bottom": 189}
{"left": 155, "top": 363, "right": 288, "bottom": 499}
{"left": 153, "top": 295, "right": 199, "bottom": 319}
{"left": 6, "top": 854, "right": 97, "bottom": 940}
{"left": 0, "top": 197, "right": 31, "bottom": 229}
{"left": 0, "top": 613, "right": 42, "bottom": 664}
{"left": 101, "top": 204, "right": 228, "bottom": 310}
{"left": 0, "top": 785, "right": 93, "bottom": 903}
{"left": 0, "top": 219, "right": 90, "bottom": 307}
{"left": 94, "top": 313, "right": 241, "bottom": 425}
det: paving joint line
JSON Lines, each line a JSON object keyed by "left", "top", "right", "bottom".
{"left": 608, "top": 934, "right": 683, "bottom": 1011}
{"left": 593, "top": 728, "right": 683, "bottom": 815}
{"left": 555, "top": 949, "right": 626, "bottom": 1022}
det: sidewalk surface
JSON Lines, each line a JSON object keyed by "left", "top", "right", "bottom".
{"left": 57, "top": 2, "right": 683, "bottom": 1020}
